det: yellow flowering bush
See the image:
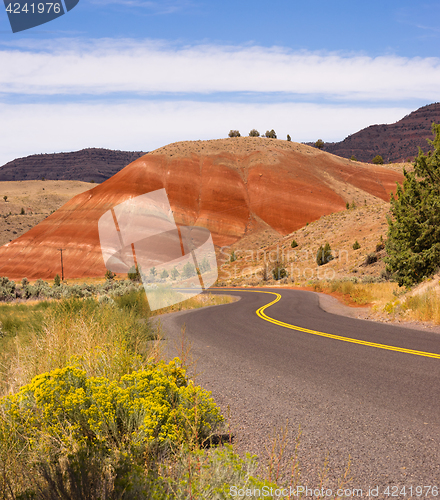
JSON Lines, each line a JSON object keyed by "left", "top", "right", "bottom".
{"left": 1, "top": 358, "right": 223, "bottom": 457}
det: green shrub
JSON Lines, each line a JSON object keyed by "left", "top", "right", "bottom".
{"left": 287, "top": 134, "right": 291, "bottom": 142}
{"left": 265, "top": 129, "right": 277, "bottom": 139}
{"left": 249, "top": 129, "right": 259, "bottom": 137}
{"left": 230, "top": 250, "right": 237, "bottom": 262}
{"left": 171, "top": 266, "right": 180, "bottom": 280}
{"left": 54, "top": 273, "right": 61, "bottom": 286}
{"left": 113, "top": 288, "right": 150, "bottom": 317}
{"left": 105, "top": 269, "right": 116, "bottom": 281}
{"left": 372, "top": 155, "right": 384, "bottom": 164}
{"left": 20, "top": 207, "right": 25, "bottom": 215}
{"left": 228, "top": 130, "right": 240, "bottom": 137}
{"left": 182, "top": 261, "right": 197, "bottom": 278}
{"left": 291, "top": 239, "right": 298, "bottom": 248}
{"left": 128, "top": 265, "right": 141, "bottom": 282}
{"left": 271, "top": 261, "right": 287, "bottom": 280}
{"left": 316, "top": 243, "right": 333, "bottom": 266}
{"left": 364, "top": 253, "right": 378, "bottom": 265}
{"left": 353, "top": 240, "right": 360, "bottom": 250}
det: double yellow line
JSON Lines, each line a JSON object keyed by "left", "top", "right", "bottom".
{"left": 229, "top": 289, "right": 440, "bottom": 359}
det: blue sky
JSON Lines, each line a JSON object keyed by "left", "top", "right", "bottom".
{"left": 1, "top": 0, "right": 440, "bottom": 165}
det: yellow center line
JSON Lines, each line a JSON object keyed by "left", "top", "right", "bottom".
{"left": 218, "top": 288, "right": 440, "bottom": 359}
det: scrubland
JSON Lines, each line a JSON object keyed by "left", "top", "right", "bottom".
{"left": 0, "top": 287, "right": 353, "bottom": 499}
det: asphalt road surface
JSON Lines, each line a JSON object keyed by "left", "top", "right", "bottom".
{"left": 160, "top": 288, "right": 440, "bottom": 497}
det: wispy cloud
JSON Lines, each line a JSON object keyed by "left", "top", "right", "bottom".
{"left": 0, "top": 38, "right": 439, "bottom": 101}
{"left": 88, "top": 0, "right": 194, "bottom": 14}
{"left": 0, "top": 100, "right": 412, "bottom": 166}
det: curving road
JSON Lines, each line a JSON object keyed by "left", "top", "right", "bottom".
{"left": 161, "top": 288, "right": 440, "bottom": 495}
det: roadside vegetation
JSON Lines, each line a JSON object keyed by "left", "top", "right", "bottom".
{"left": 0, "top": 291, "right": 351, "bottom": 499}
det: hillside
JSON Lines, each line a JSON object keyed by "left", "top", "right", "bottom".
{"left": 0, "top": 148, "right": 147, "bottom": 183}
{"left": 0, "top": 180, "right": 94, "bottom": 247}
{"left": 321, "top": 102, "right": 440, "bottom": 163}
{"left": 219, "top": 200, "right": 397, "bottom": 285}
{"left": 0, "top": 137, "right": 403, "bottom": 280}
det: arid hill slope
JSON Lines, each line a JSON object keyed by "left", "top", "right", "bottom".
{"left": 0, "top": 148, "right": 146, "bottom": 183}
{"left": 0, "top": 138, "right": 403, "bottom": 280}
{"left": 322, "top": 102, "right": 440, "bottom": 162}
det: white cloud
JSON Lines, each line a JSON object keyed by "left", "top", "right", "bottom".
{"left": 87, "top": 0, "right": 194, "bottom": 14}
{"left": 0, "top": 101, "right": 411, "bottom": 166}
{"left": 0, "top": 39, "right": 440, "bottom": 100}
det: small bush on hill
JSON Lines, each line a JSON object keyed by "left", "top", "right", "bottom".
{"left": 272, "top": 261, "right": 288, "bottom": 280}
{"left": 316, "top": 243, "right": 333, "bottom": 266}
{"left": 291, "top": 239, "right": 298, "bottom": 248}
{"left": 228, "top": 130, "right": 241, "bottom": 137}
{"left": 315, "top": 139, "right": 324, "bottom": 149}
{"left": 364, "top": 253, "right": 378, "bottom": 265}
{"left": 372, "top": 155, "right": 384, "bottom": 164}
{"left": 265, "top": 129, "right": 277, "bottom": 139}
{"left": 353, "top": 240, "right": 361, "bottom": 250}
{"left": 249, "top": 129, "right": 259, "bottom": 137}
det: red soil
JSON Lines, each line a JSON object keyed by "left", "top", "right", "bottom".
{"left": 0, "top": 138, "right": 403, "bottom": 280}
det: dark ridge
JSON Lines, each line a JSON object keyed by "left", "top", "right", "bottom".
{"left": 0, "top": 148, "right": 148, "bottom": 183}
{"left": 309, "top": 103, "right": 440, "bottom": 163}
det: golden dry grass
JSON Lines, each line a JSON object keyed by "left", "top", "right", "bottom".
{"left": 0, "top": 180, "right": 95, "bottom": 247}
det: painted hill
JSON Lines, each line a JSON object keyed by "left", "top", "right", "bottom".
{"left": 0, "top": 138, "right": 403, "bottom": 280}
{"left": 322, "top": 102, "right": 440, "bottom": 163}
{"left": 0, "top": 148, "right": 147, "bottom": 183}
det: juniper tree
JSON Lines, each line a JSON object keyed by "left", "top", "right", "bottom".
{"left": 316, "top": 242, "right": 333, "bottom": 266}
{"left": 386, "top": 123, "right": 440, "bottom": 286}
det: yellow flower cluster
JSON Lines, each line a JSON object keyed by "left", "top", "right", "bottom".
{"left": 1, "top": 358, "right": 223, "bottom": 454}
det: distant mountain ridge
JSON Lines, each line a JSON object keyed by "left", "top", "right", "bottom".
{"left": 320, "top": 103, "right": 440, "bottom": 163}
{"left": 0, "top": 148, "right": 147, "bottom": 183}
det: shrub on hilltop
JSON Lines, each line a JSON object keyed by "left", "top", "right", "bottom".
{"left": 372, "top": 155, "right": 384, "bottom": 164}
{"left": 264, "top": 129, "right": 277, "bottom": 139}
{"left": 228, "top": 130, "right": 241, "bottom": 137}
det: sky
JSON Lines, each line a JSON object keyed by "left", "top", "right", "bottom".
{"left": 1, "top": 0, "right": 440, "bottom": 165}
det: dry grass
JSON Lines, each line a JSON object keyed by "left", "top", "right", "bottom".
{"left": 217, "top": 200, "right": 407, "bottom": 286}
{"left": 150, "top": 292, "right": 236, "bottom": 316}
{"left": 400, "top": 291, "right": 440, "bottom": 323}
{"left": 0, "top": 298, "right": 161, "bottom": 397}
{"left": 0, "top": 180, "right": 94, "bottom": 247}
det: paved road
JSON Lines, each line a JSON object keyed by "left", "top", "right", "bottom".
{"left": 160, "top": 288, "right": 440, "bottom": 496}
